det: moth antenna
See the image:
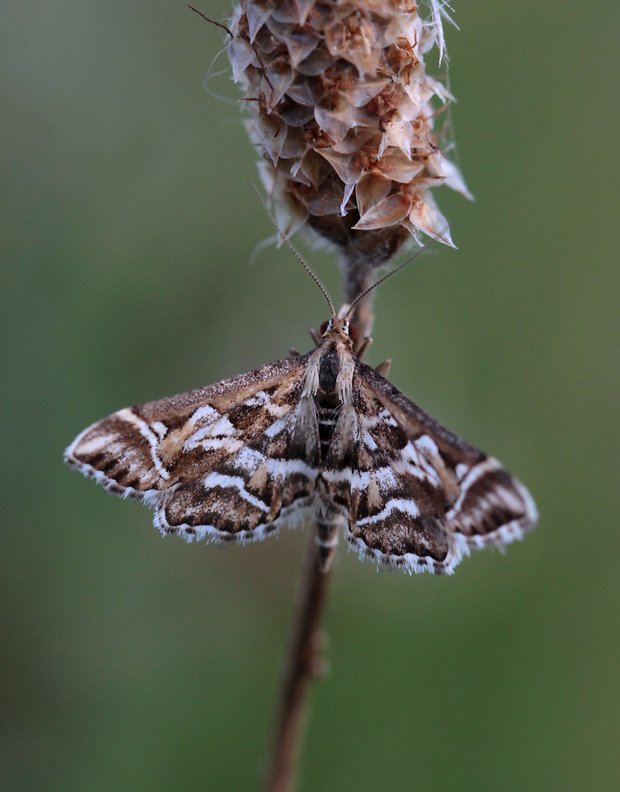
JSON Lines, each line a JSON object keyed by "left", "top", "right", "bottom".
{"left": 250, "top": 182, "right": 335, "bottom": 316}
{"left": 187, "top": 5, "right": 276, "bottom": 93}
{"left": 187, "top": 4, "right": 233, "bottom": 38}
{"left": 345, "top": 247, "right": 428, "bottom": 321}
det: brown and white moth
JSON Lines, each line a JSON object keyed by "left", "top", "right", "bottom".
{"left": 65, "top": 306, "right": 537, "bottom": 575}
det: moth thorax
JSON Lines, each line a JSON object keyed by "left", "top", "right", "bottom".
{"left": 318, "top": 347, "right": 340, "bottom": 399}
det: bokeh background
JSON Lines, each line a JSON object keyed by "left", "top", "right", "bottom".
{"left": 3, "top": 1, "right": 619, "bottom": 790}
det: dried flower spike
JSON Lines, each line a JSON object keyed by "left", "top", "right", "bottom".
{"left": 228, "top": 0, "right": 471, "bottom": 266}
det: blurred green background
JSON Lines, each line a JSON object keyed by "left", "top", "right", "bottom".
{"left": 3, "top": 1, "right": 619, "bottom": 790}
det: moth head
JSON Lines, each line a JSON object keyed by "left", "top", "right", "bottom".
{"left": 319, "top": 316, "right": 356, "bottom": 346}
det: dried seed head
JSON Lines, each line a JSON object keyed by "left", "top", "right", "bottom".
{"left": 228, "top": 0, "right": 471, "bottom": 265}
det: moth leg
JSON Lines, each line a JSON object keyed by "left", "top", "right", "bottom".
{"left": 356, "top": 336, "right": 373, "bottom": 359}
{"left": 375, "top": 359, "right": 392, "bottom": 377}
{"left": 308, "top": 327, "right": 322, "bottom": 347}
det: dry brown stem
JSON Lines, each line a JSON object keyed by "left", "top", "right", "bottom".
{"left": 265, "top": 276, "right": 374, "bottom": 792}
{"left": 265, "top": 532, "right": 334, "bottom": 792}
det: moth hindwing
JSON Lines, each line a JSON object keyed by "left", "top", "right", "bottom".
{"left": 65, "top": 314, "right": 537, "bottom": 575}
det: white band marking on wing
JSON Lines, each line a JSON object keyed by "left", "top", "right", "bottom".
{"left": 202, "top": 472, "right": 269, "bottom": 512}
{"left": 117, "top": 408, "right": 170, "bottom": 481}
{"left": 356, "top": 498, "right": 420, "bottom": 526}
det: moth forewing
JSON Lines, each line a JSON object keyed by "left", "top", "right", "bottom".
{"left": 349, "top": 361, "right": 538, "bottom": 564}
{"left": 65, "top": 354, "right": 318, "bottom": 543}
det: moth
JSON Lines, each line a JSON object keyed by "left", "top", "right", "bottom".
{"left": 65, "top": 303, "right": 537, "bottom": 575}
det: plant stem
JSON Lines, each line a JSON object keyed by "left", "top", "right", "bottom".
{"left": 340, "top": 247, "right": 397, "bottom": 348}
{"left": 265, "top": 259, "right": 377, "bottom": 792}
{"left": 264, "top": 531, "right": 334, "bottom": 792}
